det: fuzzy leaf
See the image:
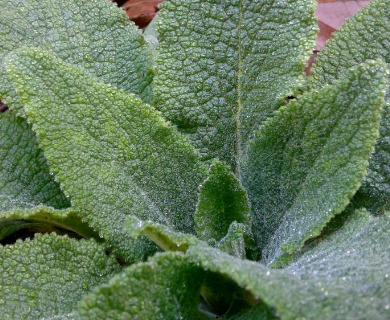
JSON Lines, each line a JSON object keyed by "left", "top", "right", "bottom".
{"left": 77, "top": 252, "right": 203, "bottom": 320}
{"left": 309, "top": 0, "right": 390, "bottom": 93}
{"left": 125, "top": 216, "right": 198, "bottom": 253}
{"left": 0, "top": 206, "right": 99, "bottom": 243}
{"left": 308, "top": 0, "right": 390, "bottom": 214}
{"left": 5, "top": 48, "right": 207, "bottom": 261}
{"left": 195, "top": 161, "right": 250, "bottom": 243}
{"left": 0, "top": 233, "right": 121, "bottom": 319}
{"left": 187, "top": 209, "right": 390, "bottom": 319}
{"left": 0, "top": 0, "right": 153, "bottom": 113}
{"left": 153, "top": 0, "right": 317, "bottom": 169}
{"left": 241, "top": 61, "right": 388, "bottom": 264}
{"left": 215, "top": 221, "right": 246, "bottom": 259}
{"left": 0, "top": 112, "right": 69, "bottom": 211}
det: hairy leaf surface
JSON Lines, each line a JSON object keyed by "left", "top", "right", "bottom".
{"left": 241, "top": 61, "right": 388, "bottom": 264}
{"left": 5, "top": 48, "right": 207, "bottom": 261}
{"left": 77, "top": 252, "right": 203, "bottom": 320}
{"left": 0, "top": 234, "right": 121, "bottom": 319}
{"left": 195, "top": 161, "right": 250, "bottom": 243}
{"left": 187, "top": 210, "right": 390, "bottom": 319}
{"left": 0, "top": 112, "right": 69, "bottom": 212}
{"left": 308, "top": 0, "right": 390, "bottom": 214}
{"left": 0, "top": 0, "right": 153, "bottom": 113}
{"left": 0, "top": 206, "right": 99, "bottom": 243}
{"left": 153, "top": 0, "right": 317, "bottom": 169}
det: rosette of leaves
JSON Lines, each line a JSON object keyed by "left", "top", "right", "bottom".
{"left": 0, "top": 0, "right": 389, "bottom": 319}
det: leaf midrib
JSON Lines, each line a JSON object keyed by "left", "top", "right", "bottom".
{"left": 235, "top": 0, "right": 244, "bottom": 177}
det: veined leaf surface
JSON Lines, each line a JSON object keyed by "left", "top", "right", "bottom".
{"left": 77, "top": 252, "right": 203, "bottom": 320}
{"left": 308, "top": 0, "right": 390, "bottom": 214}
{"left": 241, "top": 61, "right": 388, "bottom": 264}
{"left": 153, "top": 0, "right": 317, "bottom": 169}
{"left": 5, "top": 48, "right": 207, "bottom": 261}
{"left": 0, "top": 234, "right": 121, "bottom": 319}
{"left": 187, "top": 209, "right": 390, "bottom": 319}
{"left": 0, "top": 0, "right": 153, "bottom": 113}
{"left": 0, "top": 112, "right": 69, "bottom": 212}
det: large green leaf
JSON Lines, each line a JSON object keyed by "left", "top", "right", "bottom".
{"left": 241, "top": 61, "right": 388, "bottom": 264}
{"left": 307, "top": 0, "right": 390, "bottom": 214}
{"left": 0, "top": 233, "right": 121, "bottom": 319}
{"left": 187, "top": 209, "right": 390, "bottom": 319}
{"left": 77, "top": 252, "right": 203, "bottom": 320}
{"left": 153, "top": 0, "right": 317, "bottom": 169}
{"left": 0, "top": 0, "right": 153, "bottom": 113}
{"left": 0, "top": 111, "right": 69, "bottom": 212}
{"left": 5, "top": 48, "right": 207, "bottom": 261}
{"left": 0, "top": 206, "right": 99, "bottom": 243}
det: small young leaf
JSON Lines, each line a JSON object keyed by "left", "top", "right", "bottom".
{"left": 215, "top": 221, "right": 246, "bottom": 259}
{"left": 153, "top": 0, "right": 317, "bottom": 169}
{"left": 5, "top": 48, "right": 207, "bottom": 261}
{"left": 0, "top": 112, "right": 69, "bottom": 212}
{"left": 0, "top": 0, "right": 153, "bottom": 113}
{"left": 187, "top": 210, "right": 390, "bottom": 319}
{"left": 195, "top": 161, "right": 250, "bottom": 243}
{"left": 77, "top": 252, "right": 203, "bottom": 320}
{"left": 241, "top": 60, "right": 388, "bottom": 264}
{"left": 0, "top": 234, "right": 121, "bottom": 319}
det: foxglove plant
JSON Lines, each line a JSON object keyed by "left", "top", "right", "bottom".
{"left": 0, "top": 0, "right": 389, "bottom": 319}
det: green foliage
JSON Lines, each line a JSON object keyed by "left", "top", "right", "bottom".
{"left": 241, "top": 60, "right": 387, "bottom": 265}
{"left": 0, "top": 233, "right": 121, "bottom": 319}
{"left": 153, "top": 0, "right": 317, "bottom": 169}
{"left": 0, "top": 0, "right": 389, "bottom": 319}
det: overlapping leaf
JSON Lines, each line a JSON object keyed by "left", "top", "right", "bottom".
{"left": 0, "top": 0, "right": 153, "bottom": 113}
{"left": 5, "top": 48, "right": 207, "bottom": 261}
{"left": 308, "top": 0, "right": 390, "bottom": 214}
{"left": 0, "top": 112, "right": 69, "bottom": 212}
{"left": 0, "top": 234, "right": 121, "bottom": 319}
{"left": 76, "top": 209, "right": 390, "bottom": 319}
{"left": 0, "top": 0, "right": 153, "bottom": 245}
{"left": 241, "top": 60, "right": 388, "bottom": 264}
{"left": 77, "top": 252, "right": 203, "bottom": 320}
{"left": 153, "top": 0, "right": 317, "bottom": 169}
{"left": 0, "top": 206, "right": 99, "bottom": 243}
{"left": 187, "top": 209, "right": 390, "bottom": 319}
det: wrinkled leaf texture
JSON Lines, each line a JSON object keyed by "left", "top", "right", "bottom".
{"left": 153, "top": 0, "right": 317, "bottom": 170}
{"left": 309, "top": 0, "right": 390, "bottom": 214}
{"left": 5, "top": 48, "right": 207, "bottom": 261}
{"left": 0, "top": 0, "right": 389, "bottom": 319}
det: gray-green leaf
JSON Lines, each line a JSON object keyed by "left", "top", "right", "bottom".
{"left": 241, "top": 60, "right": 388, "bottom": 265}
{"left": 0, "top": 111, "right": 69, "bottom": 211}
{"left": 0, "top": 0, "right": 153, "bottom": 113}
{"left": 308, "top": 0, "right": 390, "bottom": 215}
{"left": 153, "top": 0, "right": 317, "bottom": 169}
{"left": 0, "top": 233, "right": 121, "bottom": 319}
{"left": 0, "top": 206, "right": 99, "bottom": 243}
{"left": 5, "top": 48, "right": 207, "bottom": 261}
{"left": 77, "top": 252, "right": 203, "bottom": 320}
{"left": 187, "top": 209, "right": 390, "bottom": 319}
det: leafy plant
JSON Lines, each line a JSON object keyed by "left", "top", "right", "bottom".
{"left": 0, "top": 0, "right": 389, "bottom": 318}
